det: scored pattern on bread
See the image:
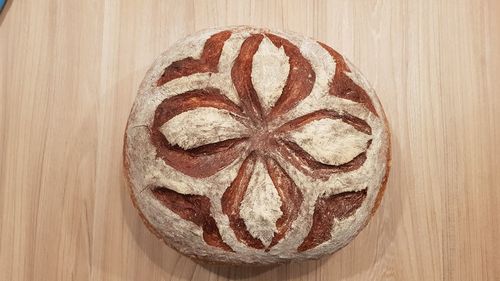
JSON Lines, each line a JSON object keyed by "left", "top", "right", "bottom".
{"left": 150, "top": 29, "right": 373, "bottom": 251}
{"left": 264, "top": 33, "right": 316, "bottom": 120}
{"left": 273, "top": 110, "right": 373, "bottom": 180}
{"left": 157, "top": 31, "right": 232, "bottom": 86}
{"left": 152, "top": 187, "right": 234, "bottom": 252}
{"left": 297, "top": 189, "right": 368, "bottom": 252}
{"left": 125, "top": 27, "right": 390, "bottom": 264}
{"left": 318, "top": 42, "right": 378, "bottom": 116}
{"left": 152, "top": 30, "right": 371, "bottom": 250}
{"left": 264, "top": 156, "right": 304, "bottom": 249}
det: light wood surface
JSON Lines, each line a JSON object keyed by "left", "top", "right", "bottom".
{"left": 1, "top": 1, "right": 499, "bottom": 280}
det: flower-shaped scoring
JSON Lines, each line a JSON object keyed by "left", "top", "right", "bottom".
{"left": 145, "top": 30, "right": 382, "bottom": 254}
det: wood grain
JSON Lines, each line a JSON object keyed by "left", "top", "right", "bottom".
{"left": 1, "top": 0, "right": 499, "bottom": 280}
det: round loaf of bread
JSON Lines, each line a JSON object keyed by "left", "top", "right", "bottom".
{"left": 123, "top": 26, "right": 391, "bottom": 265}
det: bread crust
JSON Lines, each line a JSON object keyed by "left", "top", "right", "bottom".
{"left": 123, "top": 26, "right": 391, "bottom": 265}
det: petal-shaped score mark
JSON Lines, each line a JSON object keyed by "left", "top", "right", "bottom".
{"left": 265, "top": 33, "right": 315, "bottom": 121}
{"left": 152, "top": 187, "right": 233, "bottom": 251}
{"left": 265, "top": 157, "right": 303, "bottom": 249}
{"left": 151, "top": 88, "right": 248, "bottom": 178}
{"left": 239, "top": 159, "right": 284, "bottom": 247}
{"left": 232, "top": 33, "right": 316, "bottom": 122}
{"left": 232, "top": 34, "right": 266, "bottom": 122}
{"left": 222, "top": 155, "right": 304, "bottom": 250}
{"left": 318, "top": 42, "right": 377, "bottom": 116}
{"left": 157, "top": 31, "right": 232, "bottom": 86}
{"left": 251, "top": 37, "right": 290, "bottom": 114}
{"left": 297, "top": 189, "right": 367, "bottom": 252}
{"left": 274, "top": 110, "right": 372, "bottom": 180}
{"left": 287, "top": 118, "right": 372, "bottom": 166}
{"left": 160, "top": 107, "right": 249, "bottom": 150}
{"left": 276, "top": 140, "right": 370, "bottom": 180}
{"left": 221, "top": 153, "right": 266, "bottom": 249}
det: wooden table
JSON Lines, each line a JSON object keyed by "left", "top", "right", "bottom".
{"left": 1, "top": 1, "right": 499, "bottom": 280}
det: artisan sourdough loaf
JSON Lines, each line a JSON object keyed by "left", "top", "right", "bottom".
{"left": 123, "top": 26, "right": 391, "bottom": 265}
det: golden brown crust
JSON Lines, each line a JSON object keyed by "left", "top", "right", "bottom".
{"left": 123, "top": 26, "right": 391, "bottom": 265}
{"left": 369, "top": 98, "right": 392, "bottom": 218}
